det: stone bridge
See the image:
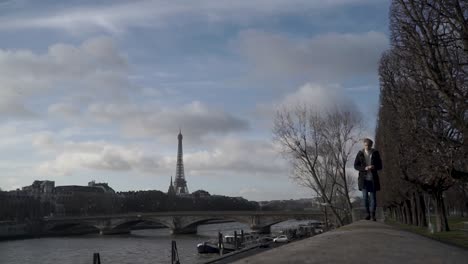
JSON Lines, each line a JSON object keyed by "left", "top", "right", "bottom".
{"left": 43, "top": 210, "right": 325, "bottom": 235}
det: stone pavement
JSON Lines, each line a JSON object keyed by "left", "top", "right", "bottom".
{"left": 232, "top": 220, "right": 468, "bottom": 264}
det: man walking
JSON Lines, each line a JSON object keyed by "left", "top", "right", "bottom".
{"left": 354, "top": 138, "right": 383, "bottom": 221}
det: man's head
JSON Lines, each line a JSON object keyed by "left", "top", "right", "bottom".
{"left": 363, "top": 138, "right": 373, "bottom": 151}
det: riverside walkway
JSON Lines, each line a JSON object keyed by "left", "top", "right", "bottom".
{"left": 232, "top": 220, "right": 468, "bottom": 264}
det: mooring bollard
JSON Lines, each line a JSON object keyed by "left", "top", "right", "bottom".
{"left": 234, "top": 231, "right": 238, "bottom": 250}
{"left": 218, "top": 232, "right": 224, "bottom": 255}
{"left": 93, "top": 253, "right": 101, "bottom": 264}
{"left": 171, "top": 240, "right": 181, "bottom": 264}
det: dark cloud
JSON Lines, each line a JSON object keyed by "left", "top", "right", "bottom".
{"left": 83, "top": 101, "right": 250, "bottom": 142}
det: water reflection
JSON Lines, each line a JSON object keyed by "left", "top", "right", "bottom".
{"left": 0, "top": 220, "right": 315, "bottom": 264}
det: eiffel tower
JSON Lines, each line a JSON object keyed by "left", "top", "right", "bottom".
{"left": 174, "top": 129, "right": 189, "bottom": 195}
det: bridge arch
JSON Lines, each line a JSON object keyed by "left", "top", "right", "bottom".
{"left": 42, "top": 211, "right": 326, "bottom": 235}
{"left": 178, "top": 215, "right": 251, "bottom": 229}
{"left": 45, "top": 222, "right": 100, "bottom": 235}
{"left": 111, "top": 218, "right": 173, "bottom": 231}
{"left": 176, "top": 215, "right": 252, "bottom": 233}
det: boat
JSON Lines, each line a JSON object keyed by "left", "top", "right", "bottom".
{"left": 223, "top": 231, "right": 260, "bottom": 250}
{"left": 197, "top": 242, "right": 220, "bottom": 254}
{"left": 296, "top": 221, "right": 324, "bottom": 237}
{"left": 197, "top": 241, "right": 237, "bottom": 254}
{"left": 197, "top": 231, "right": 261, "bottom": 254}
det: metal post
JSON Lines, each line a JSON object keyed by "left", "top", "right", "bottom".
{"left": 171, "top": 240, "right": 180, "bottom": 264}
{"left": 93, "top": 253, "right": 101, "bottom": 264}
{"left": 218, "top": 232, "right": 224, "bottom": 255}
{"left": 241, "top": 230, "right": 244, "bottom": 244}
{"left": 234, "top": 231, "right": 238, "bottom": 250}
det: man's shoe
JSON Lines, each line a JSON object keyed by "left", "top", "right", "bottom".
{"left": 365, "top": 214, "right": 371, "bottom": 220}
{"left": 371, "top": 213, "right": 376, "bottom": 221}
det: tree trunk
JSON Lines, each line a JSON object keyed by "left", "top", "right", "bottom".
{"left": 463, "top": 187, "right": 468, "bottom": 217}
{"left": 396, "top": 206, "right": 400, "bottom": 222}
{"left": 411, "top": 192, "right": 419, "bottom": 226}
{"left": 322, "top": 205, "right": 329, "bottom": 230}
{"left": 437, "top": 192, "right": 450, "bottom": 232}
{"left": 342, "top": 167, "right": 353, "bottom": 215}
{"left": 418, "top": 193, "right": 427, "bottom": 227}
{"left": 401, "top": 205, "right": 405, "bottom": 223}
{"left": 403, "top": 201, "right": 408, "bottom": 224}
{"left": 399, "top": 205, "right": 404, "bottom": 223}
{"left": 432, "top": 194, "right": 442, "bottom": 232}
{"left": 405, "top": 200, "right": 413, "bottom": 225}
{"left": 321, "top": 196, "right": 344, "bottom": 227}
{"left": 400, "top": 204, "right": 407, "bottom": 224}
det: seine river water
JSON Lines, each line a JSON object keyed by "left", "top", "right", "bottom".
{"left": 0, "top": 220, "right": 311, "bottom": 264}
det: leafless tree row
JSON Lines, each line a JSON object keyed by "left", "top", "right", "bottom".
{"left": 376, "top": 0, "right": 467, "bottom": 232}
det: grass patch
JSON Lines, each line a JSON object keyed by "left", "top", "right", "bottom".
{"left": 385, "top": 217, "right": 468, "bottom": 249}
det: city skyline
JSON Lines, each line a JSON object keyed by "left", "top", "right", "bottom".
{"left": 0, "top": 0, "right": 389, "bottom": 200}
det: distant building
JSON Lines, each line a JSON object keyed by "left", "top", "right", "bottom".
{"left": 5, "top": 189, "right": 31, "bottom": 199}
{"left": 55, "top": 185, "right": 105, "bottom": 196}
{"left": 192, "top": 190, "right": 211, "bottom": 199}
{"left": 88, "top": 181, "right": 115, "bottom": 194}
{"left": 54, "top": 183, "right": 115, "bottom": 216}
{"left": 167, "top": 177, "right": 176, "bottom": 196}
{"left": 21, "top": 180, "right": 55, "bottom": 202}
{"left": 3, "top": 180, "right": 117, "bottom": 218}
{"left": 22, "top": 180, "right": 55, "bottom": 194}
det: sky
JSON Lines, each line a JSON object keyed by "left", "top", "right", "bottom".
{"left": 0, "top": 0, "right": 390, "bottom": 201}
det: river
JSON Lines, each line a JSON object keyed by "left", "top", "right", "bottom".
{"left": 0, "top": 220, "right": 313, "bottom": 264}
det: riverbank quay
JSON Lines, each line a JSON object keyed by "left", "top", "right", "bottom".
{"left": 0, "top": 221, "right": 43, "bottom": 241}
{"left": 231, "top": 220, "right": 468, "bottom": 264}
{"left": 201, "top": 240, "right": 292, "bottom": 264}
{"left": 202, "top": 245, "right": 261, "bottom": 264}
{"left": 0, "top": 220, "right": 100, "bottom": 241}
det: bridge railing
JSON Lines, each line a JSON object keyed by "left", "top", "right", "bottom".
{"left": 43, "top": 210, "right": 326, "bottom": 221}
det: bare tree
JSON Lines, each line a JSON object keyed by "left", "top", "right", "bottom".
{"left": 375, "top": 0, "right": 467, "bottom": 232}
{"left": 378, "top": 48, "right": 454, "bottom": 231}
{"left": 391, "top": 0, "right": 467, "bottom": 180}
{"left": 374, "top": 0, "right": 465, "bottom": 231}
{"left": 273, "top": 104, "right": 362, "bottom": 226}
{"left": 319, "top": 107, "right": 363, "bottom": 221}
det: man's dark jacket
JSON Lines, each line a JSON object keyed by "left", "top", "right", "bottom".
{"left": 354, "top": 149, "right": 383, "bottom": 191}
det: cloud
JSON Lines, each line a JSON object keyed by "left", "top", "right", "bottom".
{"left": 0, "top": 0, "right": 387, "bottom": 34}
{"left": 0, "top": 36, "right": 130, "bottom": 117}
{"left": 32, "top": 132, "right": 55, "bottom": 148}
{"left": 280, "top": 83, "right": 352, "bottom": 110}
{"left": 0, "top": 96, "right": 36, "bottom": 118}
{"left": 236, "top": 30, "right": 389, "bottom": 83}
{"left": 48, "top": 102, "right": 82, "bottom": 119}
{"left": 79, "top": 101, "right": 250, "bottom": 142}
{"left": 35, "top": 139, "right": 161, "bottom": 176}
{"left": 239, "top": 187, "right": 260, "bottom": 196}
{"left": 33, "top": 131, "right": 286, "bottom": 179}
{"left": 183, "top": 137, "right": 287, "bottom": 174}
{"left": 255, "top": 82, "right": 358, "bottom": 122}
{"left": 0, "top": 121, "right": 48, "bottom": 149}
